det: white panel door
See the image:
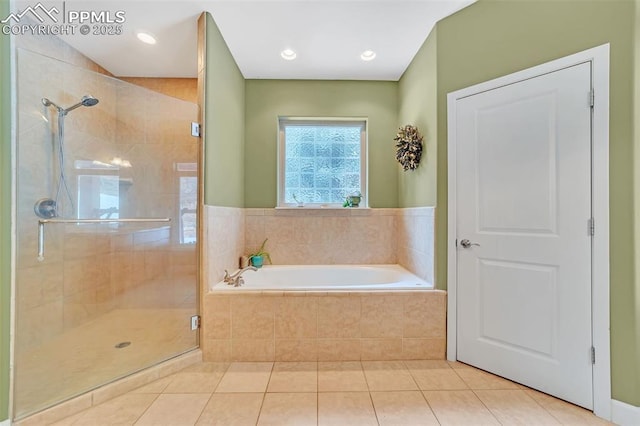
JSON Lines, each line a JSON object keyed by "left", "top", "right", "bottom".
{"left": 456, "top": 62, "right": 593, "bottom": 409}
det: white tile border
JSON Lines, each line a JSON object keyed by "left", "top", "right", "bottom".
{"left": 611, "top": 399, "right": 640, "bottom": 425}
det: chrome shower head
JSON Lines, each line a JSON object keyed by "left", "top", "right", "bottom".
{"left": 81, "top": 95, "right": 99, "bottom": 107}
{"left": 43, "top": 95, "right": 100, "bottom": 115}
{"left": 63, "top": 95, "right": 99, "bottom": 114}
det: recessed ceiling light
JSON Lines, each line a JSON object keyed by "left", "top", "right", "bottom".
{"left": 360, "top": 50, "right": 377, "bottom": 61}
{"left": 136, "top": 31, "right": 157, "bottom": 45}
{"left": 281, "top": 49, "right": 297, "bottom": 61}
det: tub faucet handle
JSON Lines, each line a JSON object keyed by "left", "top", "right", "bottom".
{"left": 224, "top": 266, "right": 257, "bottom": 286}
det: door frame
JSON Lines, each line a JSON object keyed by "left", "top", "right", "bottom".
{"left": 446, "top": 44, "right": 610, "bottom": 419}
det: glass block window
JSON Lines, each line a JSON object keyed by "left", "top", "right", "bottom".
{"left": 278, "top": 119, "right": 366, "bottom": 206}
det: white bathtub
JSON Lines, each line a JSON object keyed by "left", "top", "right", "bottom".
{"left": 210, "top": 264, "right": 432, "bottom": 292}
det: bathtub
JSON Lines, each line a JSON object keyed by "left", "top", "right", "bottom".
{"left": 204, "top": 264, "right": 445, "bottom": 362}
{"left": 210, "top": 264, "right": 432, "bottom": 292}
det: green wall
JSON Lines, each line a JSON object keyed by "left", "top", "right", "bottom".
{"left": 244, "top": 80, "right": 398, "bottom": 208}
{"left": 431, "top": 0, "right": 638, "bottom": 407}
{"left": 1, "top": 0, "right": 11, "bottom": 419}
{"left": 203, "top": 13, "right": 245, "bottom": 207}
{"left": 634, "top": 0, "right": 640, "bottom": 408}
{"left": 398, "top": 28, "right": 438, "bottom": 207}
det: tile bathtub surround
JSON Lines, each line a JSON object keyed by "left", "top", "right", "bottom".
{"left": 397, "top": 206, "right": 435, "bottom": 283}
{"left": 49, "top": 360, "right": 611, "bottom": 426}
{"left": 202, "top": 206, "right": 246, "bottom": 359}
{"left": 202, "top": 290, "right": 446, "bottom": 362}
{"left": 245, "top": 208, "right": 399, "bottom": 265}
{"left": 242, "top": 207, "right": 434, "bottom": 282}
{"left": 203, "top": 206, "right": 246, "bottom": 292}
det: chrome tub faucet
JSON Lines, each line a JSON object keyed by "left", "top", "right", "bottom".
{"left": 223, "top": 266, "right": 258, "bottom": 287}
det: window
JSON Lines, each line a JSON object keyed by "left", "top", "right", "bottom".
{"left": 177, "top": 163, "right": 197, "bottom": 245}
{"left": 77, "top": 175, "right": 120, "bottom": 219}
{"left": 75, "top": 160, "right": 122, "bottom": 219}
{"left": 278, "top": 118, "right": 367, "bottom": 207}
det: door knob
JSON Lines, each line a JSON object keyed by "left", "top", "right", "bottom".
{"left": 460, "top": 239, "right": 480, "bottom": 249}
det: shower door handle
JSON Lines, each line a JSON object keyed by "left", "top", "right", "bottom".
{"left": 460, "top": 239, "right": 480, "bottom": 249}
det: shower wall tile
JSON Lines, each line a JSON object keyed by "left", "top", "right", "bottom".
{"left": 16, "top": 19, "right": 113, "bottom": 77}
{"left": 118, "top": 77, "right": 198, "bottom": 103}
{"left": 16, "top": 300, "right": 64, "bottom": 354}
{"left": 16, "top": 263, "right": 63, "bottom": 311}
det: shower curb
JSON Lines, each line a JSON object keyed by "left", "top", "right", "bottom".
{"left": 13, "top": 349, "right": 202, "bottom": 426}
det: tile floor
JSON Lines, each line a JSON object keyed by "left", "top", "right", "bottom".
{"left": 51, "top": 360, "right": 612, "bottom": 426}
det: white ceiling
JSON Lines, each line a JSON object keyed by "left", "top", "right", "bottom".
{"left": 58, "top": 0, "right": 475, "bottom": 80}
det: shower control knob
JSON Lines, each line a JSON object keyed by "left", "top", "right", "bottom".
{"left": 460, "top": 239, "right": 480, "bottom": 249}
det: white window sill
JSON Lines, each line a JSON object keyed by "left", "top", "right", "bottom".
{"left": 272, "top": 206, "right": 373, "bottom": 216}
{"left": 275, "top": 206, "right": 370, "bottom": 210}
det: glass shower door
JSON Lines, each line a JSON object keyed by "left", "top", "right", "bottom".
{"left": 14, "top": 48, "right": 199, "bottom": 419}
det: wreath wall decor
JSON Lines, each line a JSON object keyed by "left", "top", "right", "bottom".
{"left": 394, "top": 125, "right": 424, "bottom": 171}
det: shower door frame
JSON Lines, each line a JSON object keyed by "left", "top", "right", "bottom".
{"left": 7, "top": 43, "right": 203, "bottom": 421}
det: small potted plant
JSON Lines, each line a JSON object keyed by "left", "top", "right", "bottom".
{"left": 292, "top": 193, "right": 304, "bottom": 207}
{"left": 343, "top": 191, "right": 362, "bottom": 207}
{"left": 249, "top": 238, "right": 272, "bottom": 268}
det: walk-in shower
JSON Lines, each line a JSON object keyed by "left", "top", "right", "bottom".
{"left": 14, "top": 48, "right": 199, "bottom": 419}
{"left": 35, "top": 95, "right": 100, "bottom": 219}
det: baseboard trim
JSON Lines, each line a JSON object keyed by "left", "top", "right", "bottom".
{"left": 1, "top": 418, "right": 11, "bottom": 426}
{"left": 612, "top": 399, "right": 640, "bottom": 425}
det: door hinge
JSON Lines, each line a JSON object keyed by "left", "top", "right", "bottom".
{"left": 591, "top": 346, "right": 596, "bottom": 364}
{"left": 589, "top": 89, "right": 594, "bottom": 108}
{"left": 588, "top": 218, "right": 595, "bottom": 236}
{"left": 191, "top": 122, "right": 201, "bottom": 137}
{"left": 190, "top": 315, "right": 201, "bottom": 330}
